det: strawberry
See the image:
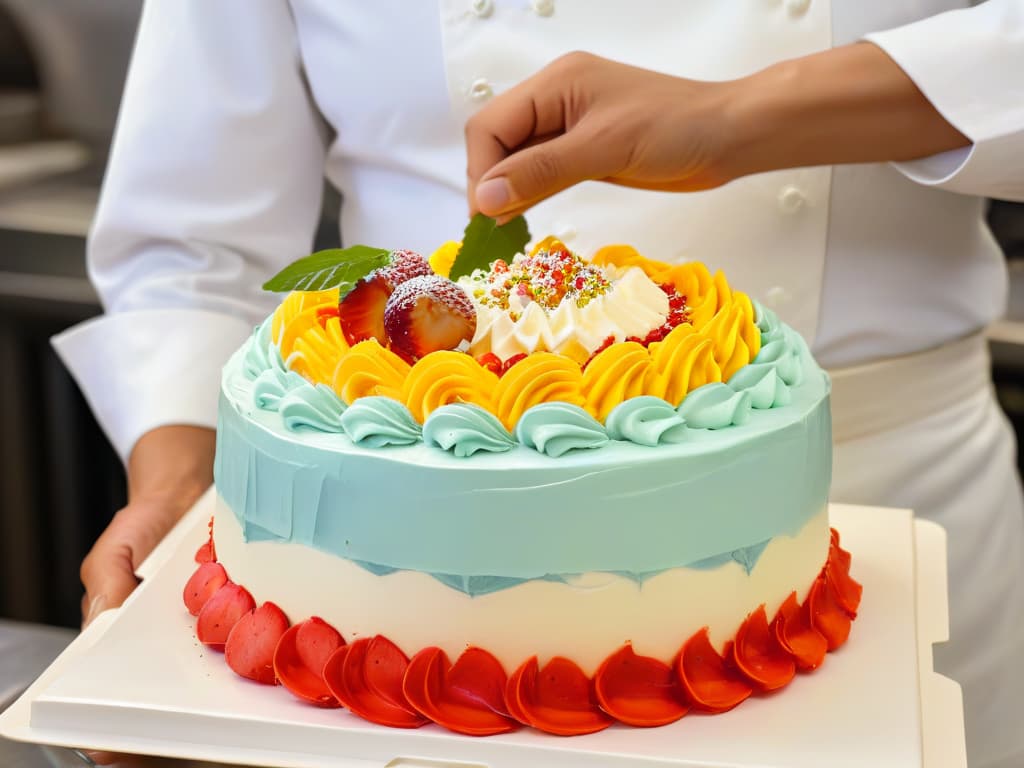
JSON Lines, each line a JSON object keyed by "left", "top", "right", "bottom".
{"left": 338, "top": 250, "right": 431, "bottom": 345}
{"left": 225, "top": 601, "right": 290, "bottom": 685}
{"left": 476, "top": 352, "right": 502, "bottom": 375}
{"left": 183, "top": 561, "right": 228, "bottom": 616}
{"left": 500, "top": 353, "right": 528, "bottom": 375}
{"left": 384, "top": 275, "right": 477, "bottom": 362}
{"left": 196, "top": 582, "right": 256, "bottom": 650}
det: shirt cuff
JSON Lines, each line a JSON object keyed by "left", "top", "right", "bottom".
{"left": 52, "top": 308, "right": 254, "bottom": 463}
{"left": 865, "top": 3, "right": 1024, "bottom": 202}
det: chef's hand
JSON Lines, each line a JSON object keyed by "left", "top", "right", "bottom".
{"left": 466, "top": 45, "right": 969, "bottom": 220}
{"left": 80, "top": 425, "right": 215, "bottom": 628}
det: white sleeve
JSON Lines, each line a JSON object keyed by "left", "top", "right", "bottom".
{"left": 52, "top": 1, "right": 328, "bottom": 463}
{"left": 865, "top": 0, "right": 1024, "bottom": 202}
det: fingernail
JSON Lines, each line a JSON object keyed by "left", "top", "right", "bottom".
{"left": 475, "top": 177, "right": 511, "bottom": 215}
{"left": 84, "top": 594, "right": 107, "bottom": 627}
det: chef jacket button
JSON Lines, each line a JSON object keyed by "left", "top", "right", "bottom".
{"left": 784, "top": 0, "right": 811, "bottom": 16}
{"left": 555, "top": 224, "right": 577, "bottom": 241}
{"left": 469, "top": 78, "right": 494, "bottom": 102}
{"left": 531, "top": 0, "right": 555, "bottom": 17}
{"left": 765, "top": 285, "right": 792, "bottom": 306}
{"left": 778, "top": 185, "right": 806, "bottom": 214}
{"left": 471, "top": 0, "right": 494, "bottom": 18}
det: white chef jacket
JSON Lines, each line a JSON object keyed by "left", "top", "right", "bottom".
{"left": 52, "top": 3, "right": 1024, "bottom": 765}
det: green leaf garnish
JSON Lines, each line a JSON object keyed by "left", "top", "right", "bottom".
{"left": 262, "top": 245, "right": 391, "bottom": 295}
{"left": 448, "top": 214, "right": 530, "bottom": 282}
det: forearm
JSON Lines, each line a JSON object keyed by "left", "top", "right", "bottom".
{"left": 127, "top": 425, "right": 215, "bottom": 511}
{"left": 724, "top": 42, "right": 970, "bottom": 179}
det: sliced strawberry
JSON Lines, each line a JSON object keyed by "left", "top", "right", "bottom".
{"left": 225, "top": 602, "right": 290, "bottom": 685}
{"left": 475, "top": 352, "right": 502, "bottom": 375}
{"left": 338, "top": 276, "right": 391, "bottom": 346}
{"left": 384, "top": 275, "right": 477, "bottom": 362}
{"left": 196, "top": 582, "right": 255, "bottom": 650}
{"left": 378, "top": 250, "right": 432, "bottom": 288}
{"left": 338, "top": 250, "right": 432, "bottom": 346}
{"left": 183, "top": 562, "right": 228, "bottom": 616}
{"left": 273, "top": 617, "right": 345, "bottom": 707}
{"left": 194, "top": 516, "right": 217, "bottom": 564}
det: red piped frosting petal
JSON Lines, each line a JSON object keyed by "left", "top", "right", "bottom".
{"left": 323, "top": 638, "right": 427, "bottom": 728}
{"left": 225, "top": 601, "right": 290, "bottom": 685}
{"left": 676, "top": 628, "right": 753, "bottom": 712}
{"left": 196, "top": 582, "right": 255, "bottom": 650}
{"left": 402, "top": 647, "right": 516, "bottom": 735}
{"left": 732, "top": 605, "right": 796, "bottom": 691}
{"left": 273, "top": 618, "right": 344, "bottom": 707}
{"left": 508, "top": 656, "right": 613, "bottom": 736}
{"left": 594, "top": 644, "right": 688, "bottom": 726}
{"left": 183, "top": 562, "right": 228, "bottom": 616}
{"left": 826, "top": 534, "right": 863, "bottom": 617}
{"left": 195, "top": 516, "right": 217, "bottom": 564}
{"left": 808, "top": 576, "right": 852, "bottom": 651}
{"left": 772, "top": 592, "right": 828, "bottom": 671}
{"left": 363, "top": 635, "right": 422, "bottom": 715}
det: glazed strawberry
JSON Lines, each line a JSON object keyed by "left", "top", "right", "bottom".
{"left": 476, "top": 352, "right": 502, "bottom": 375}
{"left": 384, "top": 275, "right": 477, "bottom": 362}
{"left": 338, "top": 250, "right": 432, "bottom": 345}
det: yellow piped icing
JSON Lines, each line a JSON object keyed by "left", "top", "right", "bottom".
{"left": 332, "top": 340, "right": 410, "bottom": 403}
{"left": 647, "top": 325, "right": 721, "bottom": 406}
{"left": 581, "top": 341, "right": 652, "bottom": 422}
{"left": 402, "top": 351, "right": 500, "bottom": 423}
{"left": 268, "top": 247, "right": 765, "bottom": 431}
{"left": 493, "top": 353, "right": 585, "bottom": 431}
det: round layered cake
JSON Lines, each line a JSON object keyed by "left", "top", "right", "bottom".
{"left": 185, "top": 237, "right": 861, "bottom": 735}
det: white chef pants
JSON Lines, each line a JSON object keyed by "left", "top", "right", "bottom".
{"left": 830, "top": 332, "right": 1024, "bottom": 768}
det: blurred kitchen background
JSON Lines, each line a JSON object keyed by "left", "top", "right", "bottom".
{"left": 0, "top": 3, "right": 1023, "bottom": 630}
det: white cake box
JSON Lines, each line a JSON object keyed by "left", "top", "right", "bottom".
{"left": 0, "top": 493, "right": 966, "bottom": 768}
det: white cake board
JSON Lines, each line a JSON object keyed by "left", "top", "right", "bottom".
{"left": 0, "top": 492, "right": 966, "bottom": 768}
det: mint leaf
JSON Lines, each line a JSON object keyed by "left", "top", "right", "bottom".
{"left": 448, "top": 214, "right": 530, "bottom": 282}
{"left": 262, "top": 245, "right": 391, "bottom": 295}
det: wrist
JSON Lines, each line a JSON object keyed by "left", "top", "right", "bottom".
{"left": 719, "top": 43, "right": 969, "bottom": 180}
{"left": 127, "top": 425, "right": 215, "bottom": 511}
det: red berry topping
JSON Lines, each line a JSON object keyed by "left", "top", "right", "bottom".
{"left": 384, "top": 275, "right": 477, "bottom": 362}
{"left": 501, "top": 353, "right": 528, "bottom": 375}
{"left": 476, "top": 352, "right": 503, "bottom": 375}
{"left": 338, "top": 250, "right": 431, "bottom": 346}
{"left": 377, "top": 249, "right": 431, "bottom": 290}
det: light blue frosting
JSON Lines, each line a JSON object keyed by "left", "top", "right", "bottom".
{"left": 677, "top": 383, "right": 753, "bottom": 429}
{"left": 243, "top": 315, "right": 284, "bottom": 380}
{"left": 606, "top": 396, "right": 688, "bottom": 446}
{"left": 252, "top": 368, "right": 307, "bottom": 411}
{"left": 513, "top": 403, "right": 609, "bottom": 457}
{"left": 336, "top": 397, "right": 422, "bottom": 447}
{"left": 422, "top": 404, "right": 516, "bottom": 456}
{"left": 280, "top": 383, "right": 347, "bottom": 433}
{"left": 217, "top": 301, "right": 832, "bottom": 595}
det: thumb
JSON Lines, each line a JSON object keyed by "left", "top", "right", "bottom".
{"left": 474, "top": 128, "right": 613, "bottom": 219}
{"left": 81, "top": 540, "right": 140, "bottom": 627}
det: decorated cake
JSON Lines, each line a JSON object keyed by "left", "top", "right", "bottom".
{"left": 183, "top": 219, "right": 861, "bottom": 736}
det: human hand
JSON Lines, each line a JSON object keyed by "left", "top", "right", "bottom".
{"left": 465, "top": 46, "right": 969, "bottom": 221}
{"left": 80, "top": 425, "right": 215, "bottom": 627}
{"left": 465, "top": 52, "right": 739, "bottom": 222}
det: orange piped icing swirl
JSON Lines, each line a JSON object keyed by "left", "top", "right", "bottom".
{"left": 332, "top": 340, "right": 411, "bottom": 403}
{"left": 402, "top": 351, "right": 500, "bottom": 423}
{"left": 493, "top": 353, "right": 585, "bottom": 431}
{"left": 647, "top": 325, "right": 721, "bottom": 406}
{"left": 581, "top": 342, "right": 652, "bottom": 422}
{"left": 700, "top": 294, "right": 761, "bottom": 381}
